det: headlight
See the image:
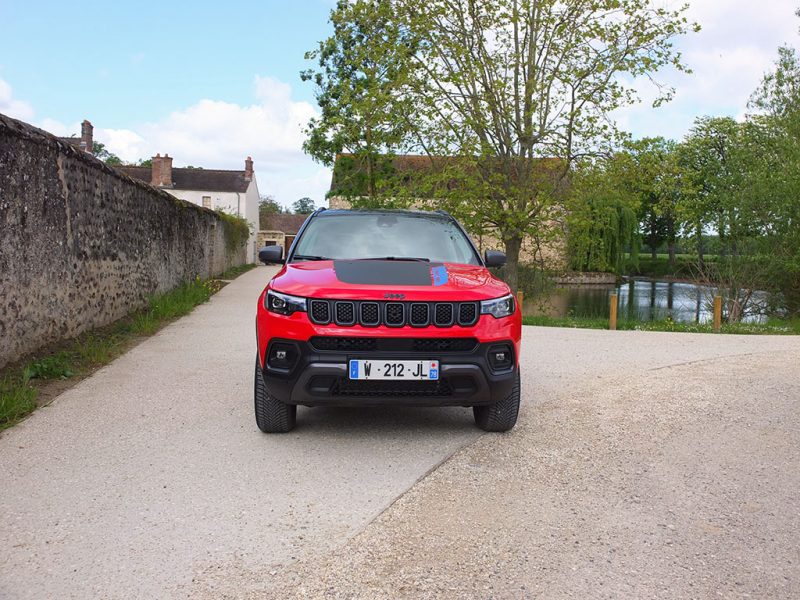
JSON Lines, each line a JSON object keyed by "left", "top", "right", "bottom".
{"left": 266, "top": 290, "right": 307, "bottom": 315}
{"left": 481, "top": 294, "right": 515, "bottom": 319}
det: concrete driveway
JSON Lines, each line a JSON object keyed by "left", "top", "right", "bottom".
{"left": 1, "top": 266, "right": 798, "bottom": 599}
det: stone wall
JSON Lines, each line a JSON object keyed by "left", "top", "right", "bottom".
{"left": 0, "top": 113, "right": 246, "bottom": 368}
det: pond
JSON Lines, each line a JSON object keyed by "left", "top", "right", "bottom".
{"left": 524, "top": 278, "right": 767, "bottom": 324}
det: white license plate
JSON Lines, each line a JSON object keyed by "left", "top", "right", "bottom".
{"left": 348, "top": 359, "right": 439, "bottom": 381}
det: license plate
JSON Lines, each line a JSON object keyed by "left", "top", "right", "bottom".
{"left": 348, "top": 359, "right": 439, "bottom": 381}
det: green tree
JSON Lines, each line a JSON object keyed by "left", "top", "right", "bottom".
{"left": 566, "top": 155, "right": 640, "bottom": 274}
{"left": 678, "top": 117, "right": 740, "bottom": 266}
{"left": 306, "top": 0, "right": 697, "bottom": 291}
{"left": 622, "top": 138, "right": 685, "bottom": 267}
{"left": 292, "top": 197, "right": 316, "bottom": 214}
{"left": 303, "top": 0, "right": 416, "bottom": 199}
{"left": 259, "top": 195, "right": 284, "bottom": 229}
{"left": 92, "top": 142, "right": 122, "bottom": 166}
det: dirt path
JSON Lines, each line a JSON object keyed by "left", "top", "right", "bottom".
{"left": 2, "top": 270, "right": 798, "bottom": 599}
{"left": 194, "top": 337, "right": 800, "bottom": 599}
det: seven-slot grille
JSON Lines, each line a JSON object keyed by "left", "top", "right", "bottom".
{"left": 307, "top": 300, "right": 480, "bottom": 328}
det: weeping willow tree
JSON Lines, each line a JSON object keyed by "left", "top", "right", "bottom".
{"left": 566, "top": 157, "right": 641, "bottom": 274}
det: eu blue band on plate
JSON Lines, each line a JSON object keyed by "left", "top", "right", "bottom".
{"left": 349, "top": 360, "right": 359, "bottom": 379}
{"left": 431, "top": 266, "right": 448, "bottom": 286}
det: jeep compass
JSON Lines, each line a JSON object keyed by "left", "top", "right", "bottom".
{"left": 255, "top": 209, "right": 522, "bottom": 433}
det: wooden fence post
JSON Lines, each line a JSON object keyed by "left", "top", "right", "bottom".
{"left": 517, "top": 291, "right": 524, "bottom": 312}
{"left": 609, "top": 293, "right": 618, "bottom": 331}
{"left": 713, "top": 295, "right": 722, "bottom": 332}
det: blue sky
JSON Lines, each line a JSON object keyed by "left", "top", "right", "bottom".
{"left": 1, "top": 0, "right": 798, "bottom": 209}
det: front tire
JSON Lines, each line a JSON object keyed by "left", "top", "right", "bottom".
{"left": 254, "top": 355, "right": 297, "bottom": 433}
{"left": 473, "top": 371, "right": 520, "bottom": 432}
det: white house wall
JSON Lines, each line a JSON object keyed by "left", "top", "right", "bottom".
{"left": 167, "top": 183, "right": 260, "bottom": 263}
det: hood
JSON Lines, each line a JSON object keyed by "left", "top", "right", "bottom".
{"left": 269, "top": 260, "right": 510, "bottom": 301}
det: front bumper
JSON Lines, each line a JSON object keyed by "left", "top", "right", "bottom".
{"left": 260, "top": 338, "right": 518, "bottom": 407}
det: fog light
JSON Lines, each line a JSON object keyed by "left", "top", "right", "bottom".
{"left": 268, "top": 343, "right": 297, "bottom": 370}
{"left": 488, "top": 344, "right": 513, "bottom": 372}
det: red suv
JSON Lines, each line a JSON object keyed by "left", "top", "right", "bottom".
{"left": 255, "top": 209, "right": 522, "bottom": 433}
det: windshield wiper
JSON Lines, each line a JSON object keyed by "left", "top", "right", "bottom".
{"left": 292, "top": 254, "right": 329, "bottom": 261}
{"left": 358, "top": 256, "right": 431, "bottom": 262}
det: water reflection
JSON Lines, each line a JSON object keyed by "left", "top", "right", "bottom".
{"left": 525, "top": 278, "right": 766, "bottom": 324}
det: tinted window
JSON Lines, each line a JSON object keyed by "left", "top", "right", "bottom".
{"left": 292, "top": 213, "right": 480, "bottom": 265}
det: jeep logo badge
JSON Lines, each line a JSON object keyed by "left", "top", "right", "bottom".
{"left": 384, "top": 293, "right": 406, "bottom": 299}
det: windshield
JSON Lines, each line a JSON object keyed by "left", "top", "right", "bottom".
{"left": 291, "top": 213, "right": 481, "bottom": 265}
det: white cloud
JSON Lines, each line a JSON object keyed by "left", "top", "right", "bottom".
{"left": 0, "top": 78, "right": 34, "bottom": 120}
{"left": 614, "top": 0, "right": 799, "bottom": 140}
{"left": 92, "top": 75, "right": 329, "bottom": 208}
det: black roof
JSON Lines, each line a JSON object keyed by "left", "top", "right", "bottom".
{"left": 116, "top": 165, "right": 251, "bottom": 193}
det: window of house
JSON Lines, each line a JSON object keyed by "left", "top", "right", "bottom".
{"left": 202, "top": 196, "right": 212, "bottom": 209}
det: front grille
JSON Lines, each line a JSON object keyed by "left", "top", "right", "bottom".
{"left": 360, "top": 302, "right": 380, "bottom": 326}
{"left": 307, "top": 300, "right": 477, "bottom": 328}
{"left": 434, "top": 303, "right": 454, "bottom": 326}
{"left": 309, "top": 336, "right": 478, "bottom": 353}
{"left": 410, "top": 303, "right": 429, "bottom": 326}
{"left": 385, "top": 303, "right": 405, "bottom": 326}
{"left": 413, "top": 338, "right": 478, "bottom": 352}
{"left": 458, "top": 302, "right": 478, "bottom": 326}
{"left": 335, "top": 301, "right": 356, "bottom": 326}
{"left": 331, "top": 378, "right": 453, "bottom": 397}
{"left": 310, "top": 336, "right": 378, "bottom": 352}
{"left": 310, "top": 300, "right": 330, "bottom": 324}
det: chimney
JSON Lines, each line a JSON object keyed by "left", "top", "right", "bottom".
{"left": 151, "top": 153, "right": 173, "bottom": 187}
{"left": 244, "top": 156, "right": 254, "bottom": 182}
{"left": 80, "top": 120, "right": 93, "bottom": 154}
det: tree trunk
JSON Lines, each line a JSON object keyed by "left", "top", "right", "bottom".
{"left": 504, "top": 236, "right": 523, "bottom": 294}
{"left": 696, "top": 221, "right": 705, "bottom": 269}
{"left": 668, "top": 242, "right": 677, "bottom": 270}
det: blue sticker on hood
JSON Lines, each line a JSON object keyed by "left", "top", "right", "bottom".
{"left": 431, "top": 265, "right": 448, "bottom": 286}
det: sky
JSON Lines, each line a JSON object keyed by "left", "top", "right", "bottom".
{"left": 0, "top": 0, "right": 798, "bottom": 210}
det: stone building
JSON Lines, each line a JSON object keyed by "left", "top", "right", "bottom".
{"left": 258, "top": 213, "right": 310, "bottom": 252}
{"left": 327, "top": 153, "right": 567, "bottom": 267}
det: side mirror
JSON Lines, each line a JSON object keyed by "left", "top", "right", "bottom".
{"left": 259, "top": 245, "right": 284, "bottom": 264}
{"left": 484, "top": 249, "right": 506, "bottom": 268}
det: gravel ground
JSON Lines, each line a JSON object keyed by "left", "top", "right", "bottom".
{"left": 194, "top": 342, "right": 800, "bottom": 599}
{"left": 2, "top": 265, "right": 798, "bottom": 599}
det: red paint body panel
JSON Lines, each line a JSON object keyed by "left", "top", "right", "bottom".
{"left": 256, "top": 263, "right": 521, "bottom": 366}
{"left": 266, "top": 261, "right": 510, "bottom": 301}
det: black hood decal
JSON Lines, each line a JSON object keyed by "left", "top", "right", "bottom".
{"left": 333, "top": 260, "right": 443, "bottom": 286}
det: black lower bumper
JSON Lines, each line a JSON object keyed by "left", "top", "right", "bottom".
{"left": 260, "top": 337, "right": 517, "bottom": 407}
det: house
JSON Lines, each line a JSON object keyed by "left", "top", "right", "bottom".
{"left": 117, "top": 155, "right": 261, "bottom": 262}
{"left": 328, "top": 153, "right": 567, "bottom": 267}
{"left": 258, "top": 213, "right": 309, "bottom": 251}
{"left": 58, "top": 120, "right": 94, "bottom": 154}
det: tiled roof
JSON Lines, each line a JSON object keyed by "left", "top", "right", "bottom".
{"left": 261, "top": 213, "right": 309, "bottom": 235}
{"left": 115, "top": 165, "right": 251, "bottom": 193}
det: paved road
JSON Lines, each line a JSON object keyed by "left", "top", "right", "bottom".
{"left": 1, "top": 266, "right": 798, "bottom": 599}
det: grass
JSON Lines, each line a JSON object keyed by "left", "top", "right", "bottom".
{"left": 219, "top": 263, "right": 257, "bottom": 280}
{"left": 0, "top": 265, "right": 256, "bottom": 430}
{"left": 523, "top": 314, "right": 800, "bottom": 335}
